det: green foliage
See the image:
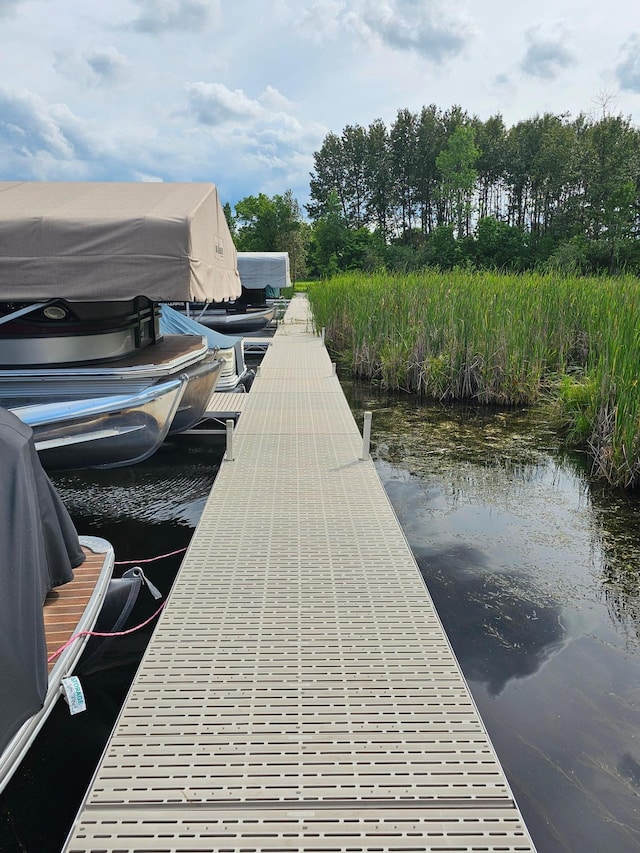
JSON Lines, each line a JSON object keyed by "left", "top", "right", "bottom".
{"left": 365, "top": 118, "right": 393, "bottom": 238}
{"left": 307, "top": 132, "right": 348, "bottom": 222}
{"left": 223, "top": 202, "right": 234, "bottom": 234}
{"left": 421, "top": 225, "right": 460, "bottom": 269}
{"left": 435, "top": 124, "right": 480, "bottom": 237}
{"left": 555, "top": 373, "right": 598, "bottom": 442}
{"left": 232, "top": 190, "right": 308, "bottom": 281}
{"left": 234, "top": 191, "right": 298, "bottom": 250}
{"left": 306, "top": 102, "right": 640, "bottom": 278}
{"left": 474, "top": 217, "right": 529, "bottom": 270}
{"left": 544, "top": 236, "right": 591, "bottom": 275}
{"left": 306, "top": 190, "right": 349, "bottom": 277}
{"left": 308, "top": 271, "right": 640, "bottom": 489}
{"left": 306, "top": 192, "right": 388, "bottom": 277}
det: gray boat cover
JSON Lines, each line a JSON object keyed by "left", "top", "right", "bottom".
{"left": 237, "top": 252, "right": 291, "bottom": 291}
{"left": 0, "top": 407, "right": 84, "bottom": 756}
{"left": 0, "top": 181, "right": 241, "bottom": 303}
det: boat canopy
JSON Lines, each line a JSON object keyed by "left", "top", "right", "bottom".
{"left": 237, "top": 252, "right": 291, "bottom": 291}
{"left": 0, "top": 182, "right": 241, "bottom": 303}
{"left": 0, "top": 407, "right": 84, "bottom": 755}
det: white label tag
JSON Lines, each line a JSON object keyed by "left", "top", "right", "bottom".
{"left": 61, "top": 676, "right": 87, "bottom": 715}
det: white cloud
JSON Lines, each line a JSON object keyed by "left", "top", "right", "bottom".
{"left": 183, "top": 82, "right": 321, "bottom": 145}
{"left": 133, "top": 172, "right": 165, "bottom": 181}
{"left": 356, "top": 0, "right": 476, "bottom": 62}
{"left": 177, "top": 80, "right": 327, "bottom": 201}
{"left": 0, "top": 0, "right": 638, "bottom": 206}
{"left": 184, "top": 82, "right": 265, "bottom": 126}
{"left": 182, "top": 81, "right": 325, "bottom": 163}
{"left": 616, "top": 34, "right": 640, "bottom": 92}
{"left": 259, "top": 85, "right": 295, "bottom": 113}
{"left": 520, "top": 23, "right": 576, "bottom": 80}
{"left": 0, "top": 86, "right": 75, "bottom": 160}
{"left": 125, "top": 0, "right": 218, "bottom": 34}
{"left": 295, "top": 0, "right": 346, "bottom": 42}
{"left": 55, "top": 47, "right": 130, "bottom": 87}
{"left": 0, "top": 0, "right": 22, "bottom": 15}
{"left": 0, "top": 71, "right": 326, "bottom": 204}
{"left": 296, "top": 0, "right": 476, "bottom": 63}
{"left": 0, "top": 85, "right": 176, "bottom": 182}
{"left": 86, "top": 47, "right": 129, "bottom": 83}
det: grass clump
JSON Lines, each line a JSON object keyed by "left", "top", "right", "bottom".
{"left": 308, "top": 270, "right": 640, "bottom": 490}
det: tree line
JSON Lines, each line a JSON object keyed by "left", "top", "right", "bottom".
{"left": 226, "top": 102, "right": 640, "bottom": 279}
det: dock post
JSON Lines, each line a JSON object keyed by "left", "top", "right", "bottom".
{"left": 332, "top": 362, "right": 337, "bottom": 376}
{"left": 361, "top": 411, "right": 372, "bottom": 460}
{"left": 225, "top": 418, "right": 234, "bottom": 461}
{"left": 321, "top": 326, "right": 325, "bottom": 345}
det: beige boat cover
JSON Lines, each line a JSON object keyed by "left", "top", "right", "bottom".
{"left": 0, "top": 182, "right": 241, "bottom": 302}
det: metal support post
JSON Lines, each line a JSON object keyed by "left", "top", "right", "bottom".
{"left": 225, "top": 418, "right": 234, "bottom": 461}
{"left": 361, "top": 411, "right": 372, "bottom": 460}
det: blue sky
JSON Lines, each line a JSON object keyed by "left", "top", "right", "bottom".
{"left": 1, "top": 0, "right": 639, "bottom": 212}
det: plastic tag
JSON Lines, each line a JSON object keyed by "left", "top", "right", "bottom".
{"left": 61, "top": 676, "right": 87, "bottom": 715}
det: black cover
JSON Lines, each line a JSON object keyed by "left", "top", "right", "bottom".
{"left": 0, "top": 407, "right": 84, "bottom": 755}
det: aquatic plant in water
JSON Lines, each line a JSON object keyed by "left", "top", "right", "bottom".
{"left": 308, "top": 271, "right": 640, "bottom": 489}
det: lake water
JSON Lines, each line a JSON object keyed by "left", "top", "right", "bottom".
{"left": 0, "top": 434, "right": 226, "bottom": 853}
{"left": 345, "top": 378, "right": 640, "bottom": 852}
{"left": 2, "top": 383, "right": 640, "bottom": 851}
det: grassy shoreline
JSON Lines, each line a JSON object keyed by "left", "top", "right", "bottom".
{"left": 308, "top": 270, "right": 640, "bottom": 490}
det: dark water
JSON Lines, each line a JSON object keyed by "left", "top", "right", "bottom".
{"left": 0, "top": 434, "right": 225, "bottom": 853}
{"left": 345, "top": 379, "right": 640, "bottom": 853}
{"left": 3, "top": 386, "right": 640, "bottom": 852}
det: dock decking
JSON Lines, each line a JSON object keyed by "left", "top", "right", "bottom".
{"left": 64, "top": 295, "right": 536, "bottom": 852}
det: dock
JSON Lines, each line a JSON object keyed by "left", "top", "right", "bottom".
{"left": 64, "top": 295, "right": 536, "bottom": 851}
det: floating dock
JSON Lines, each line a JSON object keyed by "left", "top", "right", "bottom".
{"left": 64, "top": 295, "right": 536, "bottom": 851}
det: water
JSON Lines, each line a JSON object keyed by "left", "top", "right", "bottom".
{"left": 345, "top": 379, "right": 640, "bottom": 852}
{"left": 3, "top": 384, "right": 640, "bottom": 851}
{"left": 0, "top": 434, "right": 225, "bottom": 853}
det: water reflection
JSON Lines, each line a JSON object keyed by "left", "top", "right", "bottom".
{"left": 51, "top": 435, "right": 221, "bottom": 529}
{"left": 619, "top": 753, "right": 640, "bottom": 790}
{"left": 345, "top": 379, "right": 640, "bottom": 852}
{"left": 413, "top": 546, "right": 565, "bottom": 696}
{"left": 349, "top": 384, "right": 640, "bottom": 649}
{"left": 378, "top": 452, "right": 572, "bottom": 695}
{"left": 586, "top": 488, "right": 640, "bottom": 646}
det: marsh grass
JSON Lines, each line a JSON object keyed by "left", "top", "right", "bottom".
{"left": 308, "top": 271, "right": 640, "bottom": 489}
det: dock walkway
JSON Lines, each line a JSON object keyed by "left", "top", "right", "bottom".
{"left": 64, "top": 295, "right": 536, "bottom": 851}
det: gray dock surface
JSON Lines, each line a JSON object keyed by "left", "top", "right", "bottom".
{"left": 64, "top": 295, "right": 536, "bottom": 851}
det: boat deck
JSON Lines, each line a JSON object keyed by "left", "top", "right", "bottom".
{"left": 106, "top": 333, "right": 206, "bottom": 369}
{"left": 63, "top": 295, "right": 536, "bottom": 851}
{"left": 44, "top": 544, "right": 112, "bottom": 671}
{"left": 0, "top": 334, "right": 207, "bottom": 380}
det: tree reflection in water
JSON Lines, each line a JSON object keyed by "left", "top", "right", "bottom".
{"left": 588, "top": 487, "right": 640, "bottom": 646}
{"left": 414, "top": 546, "right": 566, "bottom": 696}
{"left": 344, "top": 379, "right": 640, "bottom": 853}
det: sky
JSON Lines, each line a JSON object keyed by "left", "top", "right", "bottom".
{"left": 1, "top": 0, "right": 640, "bottom": 212}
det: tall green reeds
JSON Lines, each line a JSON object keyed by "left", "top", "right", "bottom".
{"left": 308, "top": 271, "right": 640, "bottom": 489}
